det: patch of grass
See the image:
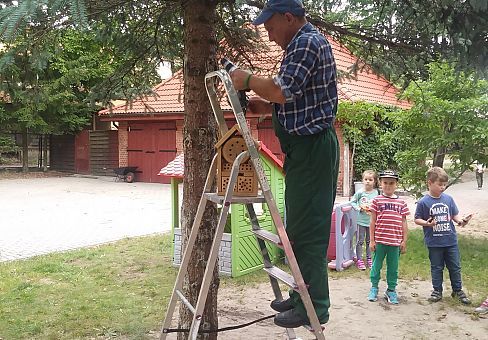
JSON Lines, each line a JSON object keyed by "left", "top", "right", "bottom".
{"left": 399, "top": 228, "right": 432, "bottom": 281}
{"left": 400, "top": 229, "right": 488, "bottom": 298}
{"left": 1, "top": 230, "right": 486, "bottom": 339}
{"left": 0, "top": 235, "right": 176, "bottom": 340}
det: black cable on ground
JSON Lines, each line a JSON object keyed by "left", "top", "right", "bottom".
{"left": 162, "top": 314, "right": 275, "bottom": 334}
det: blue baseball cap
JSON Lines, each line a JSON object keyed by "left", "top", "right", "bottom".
{"left": 252, "top": 0, "right": 306, "bottom": 26}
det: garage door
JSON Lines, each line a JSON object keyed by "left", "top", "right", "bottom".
{"left": 127, "top": 122, "right": 176, "bottom": 184}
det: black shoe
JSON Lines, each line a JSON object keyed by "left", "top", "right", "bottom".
{"left": 451, "top": 290, "right": 471, "bottom": 305}
{"left": 428, "top": 290, "right": 442, "bottom": 302}
{"left": 270, "top": 298, "right": 294, "bottom": 312}
{"left": 274, "top": 308, "right": 309, "bottom": 328}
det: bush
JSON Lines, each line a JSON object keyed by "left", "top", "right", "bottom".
{"left": 337, "top": 102, "right": 400, "bottom": 181}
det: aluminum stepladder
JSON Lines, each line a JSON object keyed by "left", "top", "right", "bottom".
{"left": 159, "top": 66, "right": 325, "bottom": 340}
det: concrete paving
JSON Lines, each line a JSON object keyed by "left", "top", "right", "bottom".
{"left": 0, "top": 171, "right": 485, "bottom": 262}
{"left": 0, "top": 175, "right": 174, "bottom": 262}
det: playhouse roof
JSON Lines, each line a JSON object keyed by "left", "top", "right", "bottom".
{"left": 158, "top": 153, "right": 184, "bottom": 178}
{"left": 158, "top": 141, "right": 283, "bottom": 178}
{"left": 99, "top": 28, "right": 411, "bottom": 118}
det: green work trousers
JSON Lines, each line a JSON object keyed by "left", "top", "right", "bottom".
{"left": 370, "top": 243, "right": 400, "bottom": 291}
{"left": 272, "top": 110, "right": 339, "bottom": 324}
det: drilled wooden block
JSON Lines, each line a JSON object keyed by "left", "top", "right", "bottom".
{"left": 237, "top": 176, "right": 256, "bottom": 194}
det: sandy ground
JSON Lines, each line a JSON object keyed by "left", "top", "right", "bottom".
{"left": 215, "top": 279, "right": 488, "bottom": 340}
{"left": 162, "top": 277, "right": 488, "bottom": 340}
{"left": 162, "top": 172, "right": 488, "bottom": 340}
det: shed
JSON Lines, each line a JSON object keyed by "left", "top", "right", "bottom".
{"left": 159, "top": 142, "right": 285, "bottom": 277}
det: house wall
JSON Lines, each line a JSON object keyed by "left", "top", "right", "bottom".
{"left": 335, "top": 121, "right": 345, "bottom": 197}
{"left": 51, "top": 129, "right": 119, "bottom": 175}
{"left": 176, "top": 120, "right": 184, "bottom": 154}
{"left": 116, "top": 117, "right": 348, "bottom": 196}
{"left": 50, "top": 135, "right": 75, "bottom": 171}
{"left": 118, "top": 121, "right": 129, "bottom": 167}
{"left": 89, "top": 130, "right": 119, "bottom": 176}
{"left": 257, "top": 118, "right": 283, "bottom": 162}
{"left": 249, "top": 118, "right": 259, "bottom": 140}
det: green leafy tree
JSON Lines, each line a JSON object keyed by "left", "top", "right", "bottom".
{"left": 394, "top": 62, "right": 488, "bottom": 197}
{"left": 336, "top": 102, "right": 400, "bottom": 187}
{"left": 0, "top": 28, "right": 122, "bottom": 170}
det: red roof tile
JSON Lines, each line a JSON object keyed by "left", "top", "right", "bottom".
{"left": 99, "top": 72, "right": 187, "bottom": 115}
{"left": 100, "top": 27, "right": 410, "bottom": 117}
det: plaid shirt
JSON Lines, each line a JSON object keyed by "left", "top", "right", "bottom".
{"left": 273, "top": 22, "right": 338, "bottom": 135}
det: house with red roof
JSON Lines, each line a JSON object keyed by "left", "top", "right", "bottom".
{"left": 98, "top": 28, "right": 410, "bottom": 194}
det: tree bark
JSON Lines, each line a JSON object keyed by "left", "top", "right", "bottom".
{"left": 178, "top": 1, "right": 219, "bottom": 339}
{"left": 22, "top": 127, "right": 29, "bottom": 173}
{"left": 432, "top": 147, "right": 446, "bottom": 168}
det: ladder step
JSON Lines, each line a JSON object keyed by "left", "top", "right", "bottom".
{"left": 204, "top": 192, "right": 266, "bottom": 204}
{"left": 176, "top": 289, "right": 196, "bottom": 315}
{"left": 263, "top": 266, "right": 297, "bottom": 290}
{"left": 252, "top": 229, "right": 283, "bottom": 248}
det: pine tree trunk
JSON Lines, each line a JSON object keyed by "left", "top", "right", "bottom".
{"left": 178, "top": 1, "right": 219, "bottom": 339}
{"left": 22, "top": 127, "right": 29, "bottom": 173}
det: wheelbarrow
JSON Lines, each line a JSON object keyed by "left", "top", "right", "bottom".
{"left": 114, "top": 166, "right": 138, "bottom": 183}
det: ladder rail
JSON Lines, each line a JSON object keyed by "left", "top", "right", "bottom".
{"left": 188, "top": 150, "right": 250, "bottom": 340}
{"left": 159, "top": 154, "right": 218, "bottom": 340}
{"left": 204, "top": 70, "right": 325, "bottom": 340}
{"left": 204, "top": 75, "right": 228, "bottom": 136}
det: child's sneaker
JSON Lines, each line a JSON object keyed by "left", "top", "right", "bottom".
{"left": 356, "top": 259, "right": 366, "bottom": 270}
{"left": 428, "top": 290, "right": 442, "bottom": 302}
{"left": 385, "top": 290, "right": 399, "bottom": 304}
{"left": 451, "top": 290, "right": 471, "bottom": 305}
{"left": 474, "top": 299, "right": 488, "bottom": 314}
{"left": 367, "top": 257, "right": 372, "bottom": 268}
{"left": 368, "top": 287, "right": 379, "bottom": 302}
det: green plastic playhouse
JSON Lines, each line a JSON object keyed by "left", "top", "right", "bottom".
{"left": 158, "top": 143, "right": 285, "bottom": 277}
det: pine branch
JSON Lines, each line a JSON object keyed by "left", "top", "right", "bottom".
{"left": 68, "top": 0, "right": 88, "bottom": 28}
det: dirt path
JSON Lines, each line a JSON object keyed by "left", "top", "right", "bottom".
{"left": 162, "top": 278, "right": 487, "bottom": 340}
{"left": 214, "top": 278, "right": 487, "bottom": 340}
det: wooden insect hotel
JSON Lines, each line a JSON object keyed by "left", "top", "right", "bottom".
{"left": 215, "top": 124, "right": 258, "bottom": 196}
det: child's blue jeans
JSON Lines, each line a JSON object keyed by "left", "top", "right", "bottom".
{"left": 428, "top": 245, "right": 463, "bottom": 292}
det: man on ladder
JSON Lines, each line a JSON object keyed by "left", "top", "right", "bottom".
{"left": 229, "top": 0, "right": 339, "bottom": 329}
